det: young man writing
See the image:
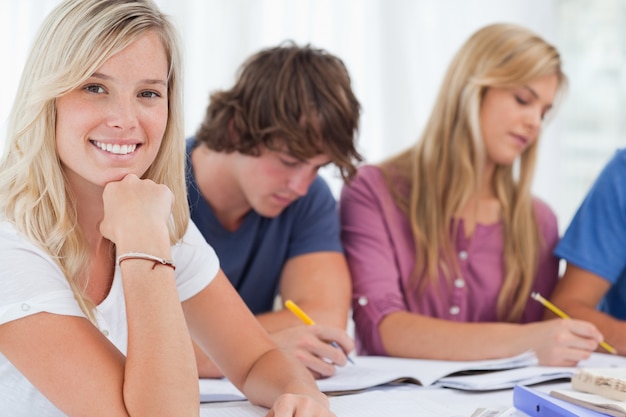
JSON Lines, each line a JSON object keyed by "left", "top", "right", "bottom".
{"left": 186, "top": 42, "right": 362, "bottom": 378}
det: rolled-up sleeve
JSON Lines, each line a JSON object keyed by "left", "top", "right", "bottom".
{"left": 339, "top": 166, "right": 411, "bottom": 355}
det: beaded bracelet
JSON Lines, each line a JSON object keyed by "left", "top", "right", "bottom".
{"left": 116, "top": 252, "right": 176, "bottom": 271}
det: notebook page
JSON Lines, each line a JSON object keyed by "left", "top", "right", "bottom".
{"left": 317, "top": 351, "right": 538, "bottom": 393}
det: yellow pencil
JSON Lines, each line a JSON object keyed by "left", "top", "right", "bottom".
{"left": 284, "top": 299, "right": 355, "bottom": 364}
{"left": 285, "top": 299, "right": 316, "bottom": 325}
{"left": 530, "top": 292, "right": 618, "bottom": 355}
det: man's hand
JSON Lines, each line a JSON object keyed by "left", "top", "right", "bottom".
{"left": 270, "top": 325, "right": 355, "bottom": 379}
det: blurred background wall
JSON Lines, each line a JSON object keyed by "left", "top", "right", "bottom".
{"left": 1, "top": 0, "right": 623, "bottom": 232}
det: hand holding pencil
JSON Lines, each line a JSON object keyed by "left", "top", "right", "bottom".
{"left": 531, "top": 292, "right": 617, "bottom": 355}
{"left": 284, "top": 299, "right": 355, "bottom": 365}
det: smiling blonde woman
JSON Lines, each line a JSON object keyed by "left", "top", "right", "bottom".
{"left": 0, "top": 1, "right": 336, "bottom": 416}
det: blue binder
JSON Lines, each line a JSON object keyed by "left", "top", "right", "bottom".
{"left": 513, "top": 385, "right": 610, "bottom": 417}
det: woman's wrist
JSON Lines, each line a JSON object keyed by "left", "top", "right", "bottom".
{"left": 117, "top": 252, "right": 176, "bottom": 270}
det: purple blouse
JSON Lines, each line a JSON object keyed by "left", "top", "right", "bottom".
{"left": 339, "top": 165, "right": 560, "bottom": 356}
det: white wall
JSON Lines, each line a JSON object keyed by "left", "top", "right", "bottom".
{"left": 2, "top": 0, "right": 618, "bottom": 231}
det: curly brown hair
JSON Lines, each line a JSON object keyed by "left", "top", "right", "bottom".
{"left": 194, "top": 41, "right": 362, "bottom": 181}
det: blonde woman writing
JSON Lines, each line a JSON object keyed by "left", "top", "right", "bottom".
{"left": 340, "top": 23, "right": 603, "bottom": 366}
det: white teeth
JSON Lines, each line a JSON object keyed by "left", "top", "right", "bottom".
{"left": 92, "top": 140, "right": 137, "bottom": 155}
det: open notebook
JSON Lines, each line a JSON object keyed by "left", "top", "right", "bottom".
{"left": 316, "top": 351, "right": 538, "bottom": 394}
{"left": 200, "top": 351, "right": 626, "bottom": 402}
{"left": 200, "top": 351, "right": 536, "bottom": 402}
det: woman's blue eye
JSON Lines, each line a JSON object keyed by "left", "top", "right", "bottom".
{"left": 140, "top": 91, "right": 161, "bottom": 98}
{"left": 85, "top": 85, "right": 105, "bottom": 94}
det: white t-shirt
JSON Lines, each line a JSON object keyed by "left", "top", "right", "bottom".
{"left": 0, "top": 220, "right": 219, "bottom": 416}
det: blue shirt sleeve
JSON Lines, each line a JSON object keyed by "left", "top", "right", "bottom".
{"left": 287, "top": 176, "right": 343, "bottom": 258}
{"left": 555, "top": 149, "right": 626, "bottom": 284}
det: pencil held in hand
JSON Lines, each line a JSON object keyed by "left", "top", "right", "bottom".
{"left": 284, "top": 299, "right": 355, "bottom": 364}
{"left": 284, "top": 299, "right": 316, "bottom": 325}
{"left": 530, "top": 292, "right": 568, "bottom": 319}
{"left": 530, "top": 292, "right": 618, "bottom": 355}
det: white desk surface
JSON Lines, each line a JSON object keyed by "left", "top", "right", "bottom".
{"left": 199, "top": 380, "right": 570, "bottom": 416}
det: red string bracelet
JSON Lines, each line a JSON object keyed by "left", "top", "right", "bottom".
{"left": 116, "top": 252, "right": 176, "bottom": 271}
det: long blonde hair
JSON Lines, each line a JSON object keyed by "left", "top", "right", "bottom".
{"left": 382, "top": 23, "right": 566, "bottom": 322}
{"left": 0, "top": 0, "right": 188, "bottom": 322}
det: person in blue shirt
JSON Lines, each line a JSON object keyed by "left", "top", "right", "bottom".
{"left": 550, "top": 149, "right": 626, "bottom": 356}
{"left": 187, "top": 42, "right": 362, "bottom": 378}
